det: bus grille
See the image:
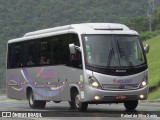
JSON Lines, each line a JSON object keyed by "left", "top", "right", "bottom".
{"left": 102, "top": 84, "right": 140, "bottom": 90}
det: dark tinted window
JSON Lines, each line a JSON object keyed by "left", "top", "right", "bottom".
{"left": 38, "top": 37, "right": 52, "bottom": 65}
{"left": 7, "top": 33, "right": 82, "bottom": 69}
{"left": 68, "top": 34, "right": 82, "bottom": 68}
{"left": 53, "top": 34, "right": 69, "bottom": 65}
{"left": 22, "top": 41, "right": 37, "bottom": 66}
{"left": 8, "top": 43, "right": 23, "bottom": 68}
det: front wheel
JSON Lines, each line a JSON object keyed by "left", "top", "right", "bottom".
{"left": 68, "top": 101, "right": 75, "bottom": 109}
{"left": 124, "top": 100, "right": 138, "bottom": 111}
{"left": 53, "top": 101, "right": 61, "bottom": 103}
{"left": 28, "top": 90, "right": 46, "bottom": 109}
{"left": 73, "top": 91, "right": 88, "bottom": 112}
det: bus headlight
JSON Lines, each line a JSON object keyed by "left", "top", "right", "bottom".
{"left": 141, "top": 75, "right": 148, "bottom": 87}
{"left": 88, "top": 76, "right": 101, "bottom": 89}
{"left": 142, "top": 81, "right": 147, "bottom": 87}
{"left": 92, "top": 82, "right": 99, "bottom": 87}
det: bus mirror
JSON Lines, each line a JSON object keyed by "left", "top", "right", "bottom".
{"left": 69, "top": 43, "right": 76, "bottom": 54}
{"left": 69, "top": 43, "right": 81, "bottom": 54}
{"left": 144, "top": 44, "right": 149, "bottom": 54}
{"left": 75, "top": 45, "right": 81, "bottom": 52}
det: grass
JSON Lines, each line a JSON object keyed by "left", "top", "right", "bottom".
{"left": 143, "top": 34, "right": 160, "bottom": 100}
{"left": 144, "top": 34, "right": 160, "bottom": 87}
{"left": 148, "top": 88, "right": 160, "bottom": 100}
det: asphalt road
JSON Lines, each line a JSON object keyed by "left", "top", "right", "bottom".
{"left": 0, "top": 97, "right": 160, "bottom": 120}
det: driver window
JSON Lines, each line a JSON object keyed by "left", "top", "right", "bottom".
{"left": 69, "top": 33, "right": 82, "bottom": 69}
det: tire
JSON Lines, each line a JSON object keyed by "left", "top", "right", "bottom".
{"left": 68, "top": 101, "right": 75, "bottom": 109}
{"left": 124, "top": 100, "right": 138, "bottom": 111}
{"left": 53, "top": 101, "right": 61, "bottom": 103}
{"left": 73, "top": 91, "right": 88, "bottom": 112}
{"left": 28, "top": 90, "right": 46, "bottom": 109}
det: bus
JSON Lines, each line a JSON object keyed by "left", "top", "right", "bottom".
{"left": 6, "top": 23, "right": 149, "bottom": 111}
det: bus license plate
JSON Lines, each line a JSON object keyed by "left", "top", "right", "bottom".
{"left": 116, "top": 95, "right": 127, "bottom": 100}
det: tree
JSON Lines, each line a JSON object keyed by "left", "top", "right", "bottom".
{"left": 125, "top": 17, "right": 149, "bottom": 32}
{"left": 152, "top": 8, "right": 160, "bottom": 30}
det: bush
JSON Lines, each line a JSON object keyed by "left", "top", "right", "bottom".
{"left": 140, "top": 30, "right": 160, "bottom": 41}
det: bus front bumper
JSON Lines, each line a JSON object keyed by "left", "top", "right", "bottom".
{"left": 81, "top": 85, "right": 149, "bottom": 103}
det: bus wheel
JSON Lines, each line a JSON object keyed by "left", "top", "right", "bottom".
{"left": 28, "top": 90, "right": 46, "bottom": 109}
{"left": 68, "top": 101, "right": 75, "bottom": 109}
{"left": 53, "top": 101, "right": 61, "bottom": 103}
{"left": 124, "top": 100, "right": 138, "bottom": 111}
{"left": 73, "top": 91, "right": 88, "bottom": 112}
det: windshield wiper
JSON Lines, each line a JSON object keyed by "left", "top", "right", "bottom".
{"left": 107, "top": 48, "right": 114, "bottom": 68}
{"left": 116, "top": 40, "right": 134, "bottom": 67}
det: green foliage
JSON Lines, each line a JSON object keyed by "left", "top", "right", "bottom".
{"left": 152, "top": 8, "right": 160, "bottom": 30}
{"left": 140, "top": 30, "right": 160, "bottom": 41}
{"left": 125, "top": 17, "right": 149, "bottom": 33}
{"left": 144, "top": 34, "right": 160, "bottom": 87}
{"left": 148, "top": 89, "right": 160, "bottom": 100}
{"left": 124, "top": 7, "right": 160, "bottom": 36}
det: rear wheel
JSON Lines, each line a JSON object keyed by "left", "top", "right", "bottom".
{"left": 124, "top": 100, "right": 138, "bottom": 111}
{"left": 73, "top": 91, "right": 88, "bottom": 112}
{"left": 28, "top": 90, "right": 46, "bottom": 109}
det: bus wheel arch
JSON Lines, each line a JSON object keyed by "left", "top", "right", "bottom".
{"left": 26, "top": 87, "right": 32, "bottom": 100}
{"left": 26, "top": 87, "right": 46, "bottom": 109}
{"left": 70, "top": 87, "right": 79, "bottom": 100}
{"left": 70, "top": 87, "right": 88, "bottom": 111}
{"left": 69, "top": 87, "right": 78, "bottom": 109}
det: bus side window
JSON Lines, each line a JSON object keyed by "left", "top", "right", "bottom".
{"left": 23, "top": 41, "right": 37, "bottom": 67}
{"left": 13, "top": 44, "right": 23, "bottom": 68}
{"left": 69, "top": 33, "right": 82, "bottom": 69}
{"left": 53, "top": 34, "right": 69, "bottom": 65}
{"left": 8, "top": 44, "right": 15, "bottom": 68}
{"left": 38, "top": 37, "right": 52, "bottom": 65}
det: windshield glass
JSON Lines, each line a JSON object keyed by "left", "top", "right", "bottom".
{"left": 82, "top": 35, "right": 146, "bottom": 68}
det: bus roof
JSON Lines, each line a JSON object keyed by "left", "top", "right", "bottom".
{"left": 8, "top": 23, "right": 138, "bottom": 43}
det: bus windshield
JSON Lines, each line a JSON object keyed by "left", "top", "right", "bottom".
{"left": 82, "top": 34, "right": 146, "bottom": 68}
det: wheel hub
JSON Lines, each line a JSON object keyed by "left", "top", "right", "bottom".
{"left": 29, "top": 94, "right": 34, "bottom": 105}
{"left": 75, "top": 94, "right": 81, "bottom": 108}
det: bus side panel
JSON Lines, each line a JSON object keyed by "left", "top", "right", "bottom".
{"left": 57, "top": 65, "right": 69, "bottom": 101}
{"left": 6, "top": 69, "right": 27, "bottom": 100}
{"left": 33, "top": 66, "right": 61, "bottom": 101}
{"left": 58, "top": 65, "right": 83, "bottom": 101}
{"left": 19, "top": 66, "right": 61, "bottom": 101}
{"left": 6, "top": 66, "right": 62, "bottom": 101}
